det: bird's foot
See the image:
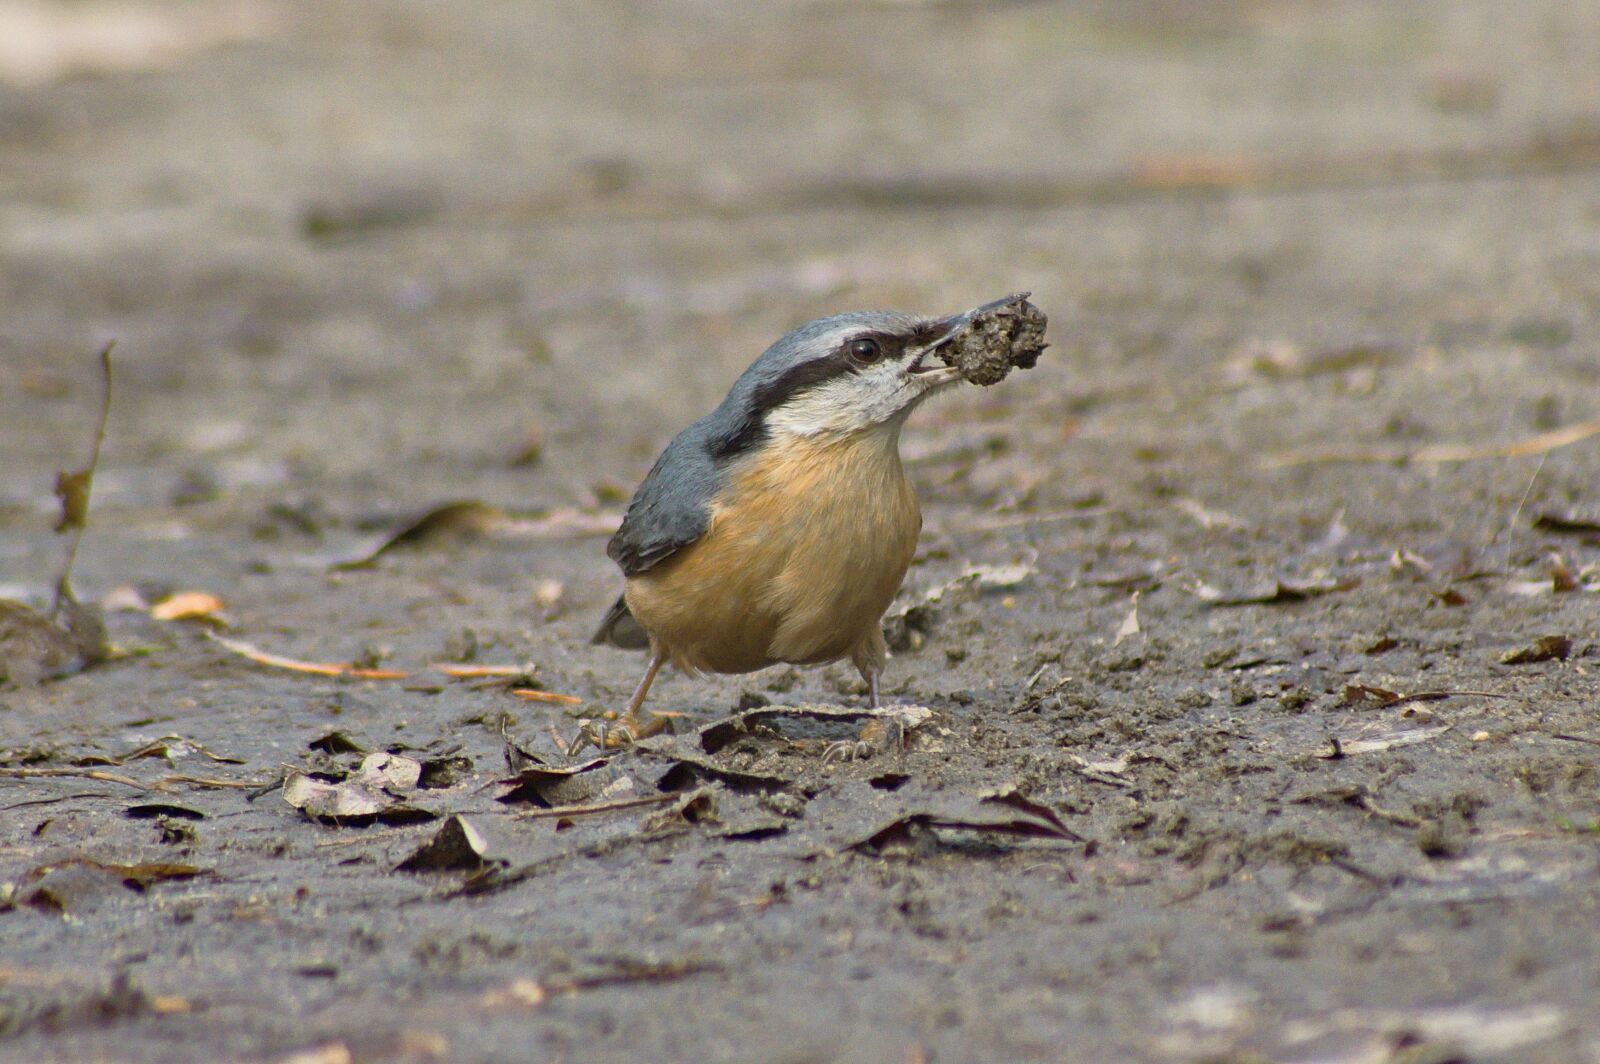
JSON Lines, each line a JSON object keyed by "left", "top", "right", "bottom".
{"left": 565, "top": 713, "right": 671, "bottom": 757}
{"left": 820, "top": 716, "right": 905, "bottom": 764}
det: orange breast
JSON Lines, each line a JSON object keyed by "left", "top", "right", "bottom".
{"left": 624, "top": 430, "right": 921, "bottom": 675}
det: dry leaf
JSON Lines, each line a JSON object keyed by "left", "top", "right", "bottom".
{"left": 396, "top": 815, "right": 492, "bottom": 873}
{"left": 480, "top": 978, "right": 547, "bottom": 1009}
{"left": 150, "top": 590, "right": 225, "bottom": 622}
{"left": 696, "top": 703, "right": 934, "bottom": 756}
{"left": 1113, "top": 593, "right": 1141, "bottom": 645}
{"left": 1190, "top": 574, "right": 1355, "bottom": 607}
{"left": 1500, "top": 635, "right": 1572, "bottom": 665}
{"left": 1322, "top": 724, "right": 1453, "bottom": 756}
{"left": 1533, "top": 510, "right": 1600, "bottom": 537}
{"left": 327, "top": 500, "right": 510, "bottom": 570}
{"left": 493, "top": 757, "right": 615, "bottom": 807}
{"left": 1175, "top": 498, "right": 1248, "bottom": 531}
{"left": 53, "top": 469, "right": 92, "bottom": 534}
{"left": 849, "top": 789, "right": 1084, "bottom": 852}
{"left": 282, "top": 767, "right": 433, "bottom": 826}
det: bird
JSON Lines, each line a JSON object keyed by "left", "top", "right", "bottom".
{"left": 590, "top": 299, "right": 1005, "bottom": 749}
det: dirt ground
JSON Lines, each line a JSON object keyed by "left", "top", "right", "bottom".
{"left": 3, "top": 1, "right": 1600, "bottom": 1061}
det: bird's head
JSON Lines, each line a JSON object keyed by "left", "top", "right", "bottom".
{"left": 716, "top": 307, "right": 975, "bottom": 449}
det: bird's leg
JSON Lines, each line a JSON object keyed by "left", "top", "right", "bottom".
{"left": 567, "top": 649, "right": 669, "bottom": 756}
{"left": 617, "top": 648, "right": 667, "bottom": 738}
{"left": 822, "top": 657, "right": 895, "bottom": 763}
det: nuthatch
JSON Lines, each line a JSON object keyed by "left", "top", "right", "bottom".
{"left": 592, "top": 296, "right": 1044, "bottom": 745}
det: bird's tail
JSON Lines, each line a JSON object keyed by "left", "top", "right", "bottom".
{"left": 591, "top": 593, "right": 650, "bottom": 649}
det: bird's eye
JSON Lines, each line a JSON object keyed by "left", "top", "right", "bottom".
{"left": 848, "top": 337, "right": 882, "bottom": 364}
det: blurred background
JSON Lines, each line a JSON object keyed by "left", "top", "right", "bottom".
{"left": 4, "top": 0, "right": 1598, "bottom": 522}
{"left": 4, "top": 7, "right": 1600, "bottom": 1061}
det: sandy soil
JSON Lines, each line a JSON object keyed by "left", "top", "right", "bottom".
{"left": 3, "top": 1, "right": 1600, "bottom": 1061}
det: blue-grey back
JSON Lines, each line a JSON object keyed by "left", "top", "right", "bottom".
{"left": 605, "top": 309, "right": 921, "bottom": 577}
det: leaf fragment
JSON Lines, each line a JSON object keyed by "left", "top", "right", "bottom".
{"left": 1500, "top": 635, "right": 1573, "bottom": 665}
{"left": 395, "top": 815, "right": 493, "bottom": 873}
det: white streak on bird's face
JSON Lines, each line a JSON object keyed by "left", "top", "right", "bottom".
{"left": 763, "top": 323, "right": 962, "bottom": 441}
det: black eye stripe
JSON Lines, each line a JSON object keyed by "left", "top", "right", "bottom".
{"left": 709, "top": 330, "right": 913, "bottom": 460}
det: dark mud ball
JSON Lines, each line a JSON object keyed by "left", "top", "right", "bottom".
{"left": 938, "top": 293, "right": 1049, "bottom": 386}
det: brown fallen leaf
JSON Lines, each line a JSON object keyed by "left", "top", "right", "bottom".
{"left": 19, "top": 856, "right": 206, "bottom": 914}
{"left": 282, "top": 758, "right": 434, "bottom": 826}
{"left": 395, "top": 815, "right": 494, "bottom": 873}
{"left": 1533, "top": 510, "right": 1600, "bottom": 537}
{"left": 327, "top": 500, "right": 510, "bottom": 570}
{"left": 644, "top": 744, "right": 796, "bottom": 794}
{"left": 637, "top": 788, "right": 719, "bottom": 833}
{"left": 1113, "top": 593, "right": 1141, "bottom": 645}
{"left": 543, "top": 957, "right": 719, "bottom": 995}
{"left": 1174, "top": 497, "right": 1248, "bottom": 531}
{"left": 79, "top": 734, "right": 244, "bottom": 767}
{"left": 1500, "top": 635, "right": 1572, "bottom": 665}
{"left": 1316, "top": 724, "right": 1453, "bottom": 757}
{"left": 479, "top": 978, "right": 548, "bottom": 1010}
{"left": 1549, "top": 554, "right": 1578, "bottom": 593}
{"left": 207, "top": 632, "right": 409, "bottom": 679}
{"left": 325, "top": 503, "right": 623, "bottom": 570}
{"left": 1342, "top": 683, "right": 1401, "bottom": 706}
{"left": 696, "top": 703, "right": 934, "bottom": 755}
{"left": 493, "top": 757, "right": 616, "bottom": 807}
{"left": 124, "top": 803, "right": 205, "bottom": 821}
{"left": 1189, "top": 574, "right": 1357, "bottom": 607}
{"left": 150, "top": 591, "right": 226, "bottom": 623}
{"left": 848, "top": 790, "right": 1084, "bottom": 852}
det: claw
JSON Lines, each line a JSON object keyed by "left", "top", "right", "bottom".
{"left": 564, "top": 714, "right": 670, "bottom": 757}
{"left": 820, "top": 715, "right": 907, "bottom": 764}
{"left": 821, "top": 738, "right": 872, "bottom": 764}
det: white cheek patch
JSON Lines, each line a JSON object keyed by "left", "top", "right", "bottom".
{"left": 764, "top": 367, "right": 912, "bottom": 438}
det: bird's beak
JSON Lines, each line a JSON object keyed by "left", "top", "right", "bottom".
{"left": 905, "top": 293, "right": 1030, "bottom": 381}
{"left": 925, "top": 292, "right": 1030, "bottom": 351}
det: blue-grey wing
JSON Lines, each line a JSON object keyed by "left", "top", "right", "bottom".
{"left": 604, "top": 427, "right": 722, "bottom": 578}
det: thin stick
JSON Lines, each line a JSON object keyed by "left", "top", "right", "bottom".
{"left": 1502, "top": 452, "right": 1547, "bottom": 569}
{"left": 160, "top": 774, "right": 265, "bottom": 790}
{"left": 513, "top": 792, "right": 679, "bottom": 820}
{"left": 0, "top": 766, "right": 148, "bottom": 791}
{"left": 1264, "top": 418, "right": 1600, "bottom": 469}
{"left": 53, "top": 342, "right": 115, "bottom": 616}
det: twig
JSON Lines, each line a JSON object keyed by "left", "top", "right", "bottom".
{"left": 0, "top": 766, "right": 149, "bottom": 791}
{"left": 513, "top": 792, "right": 680, "bottom": 820}
{"left": 1380, "top": 689, "right": 1513, "bottom": 708}
{"left": 1264, "top": 419, "right": 1600, "bottom": 469}
{"left": 1502, "top": 452, "right": 1547, "bottom": 568}
{"left": 547, "top": 959, "right": 718, "bottom": 994}
{"left": 160, "top": 773, "right": 267, "bottom": 790}
{"left": 53, "top": 341, "right": 115, "bottom": 616}
{"left": 511, "top": 688, "right": 583, "bottom": 706}
{"left": 1551, "top": 733, "right": 1600, "bottom": 748}
{"left": 0, "top": 791, "right": 116, "bottom": 812}
{"left": 206, "top": 632, "right": 409, "bottom": 679}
